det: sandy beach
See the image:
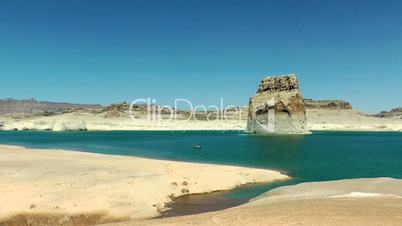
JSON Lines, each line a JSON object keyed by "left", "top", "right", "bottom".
{"left": 119, "top": 178, "right": 402, "bottom": 226}
{"left": 2, "top": 145, "right": 402, "bottom": 226}
{"left": 0, "top": 145, "right": 288, "bottom": 225}
{"left": 2, "top": 0, "right": 402, "bottom": 225}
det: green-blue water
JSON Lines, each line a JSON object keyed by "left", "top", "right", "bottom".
{"left": 1, "top": 130, "right": 401, "bottom": 199}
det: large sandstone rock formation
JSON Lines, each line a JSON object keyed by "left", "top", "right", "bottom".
{"left": 246, "top": 74, "right": 308, "bottom": 134}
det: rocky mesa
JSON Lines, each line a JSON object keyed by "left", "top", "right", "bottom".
{"left": 375, "top": 107, "right": 402, "bottom": 120}
{"left": 304, "top": 99, "right": 352, "bottom": 110}
{"left": 246, "top": 74, "right": 308, "bottom": 134}
{"left": 0, "top": 98, "right": 102, "bottom": 116}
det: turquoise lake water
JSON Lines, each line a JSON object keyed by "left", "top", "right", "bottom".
{"left": 0, "top": 130, "right": 401, "bottom": 199}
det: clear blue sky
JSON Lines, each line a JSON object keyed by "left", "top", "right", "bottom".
{"left": 1, "top": 0, "right": 401, "bottom": 113}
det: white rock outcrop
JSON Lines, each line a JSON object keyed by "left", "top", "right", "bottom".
{"left": 52, "top": 119, "right": 87, "bottom": 131}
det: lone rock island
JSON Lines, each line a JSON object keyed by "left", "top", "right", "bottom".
{"left": 246, "top": 74, "right": 308, "bottom": 134}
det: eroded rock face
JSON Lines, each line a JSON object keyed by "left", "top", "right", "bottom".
{"left": 304, "top": 99, "right": 352, "bottom": 110}
{"left": 375, "top": 107, "right": 402, "bottom": 119}
{"left": 246, "top": 74, "right": 308, "bottom": 134}
{"left": 0, "top": 98, "right": 102, "bottom": 116}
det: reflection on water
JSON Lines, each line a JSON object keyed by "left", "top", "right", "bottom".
{"left": 247, "top": 134, "right": 305, "bottom": 175}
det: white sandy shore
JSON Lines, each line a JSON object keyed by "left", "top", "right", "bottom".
{"left": 1, "top": 109, "right": 402, "bottom": 132}
{"left": 120, "top": 178, "right": 402, "bottom": 226}
{"left": 0, "top": 145, "right": 288, "bottom": 225}
{"left": 0, "top": 113, "right": 246, "bottom": 131}
{"left": 306, "top": 109, "right": 402, "bottom": 132}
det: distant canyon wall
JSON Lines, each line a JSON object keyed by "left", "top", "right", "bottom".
{"left": 0, "top": 98, "right": 103, "bottom": 116}
{"left": 375, "top": 108, "right": 402, "bottom": 119}
{"left": 304, "top": 99, "right": 352, "bottom": 110}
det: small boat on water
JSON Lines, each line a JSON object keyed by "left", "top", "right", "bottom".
{"left": 193, "top": 145, "right": 202, "bottom": 150}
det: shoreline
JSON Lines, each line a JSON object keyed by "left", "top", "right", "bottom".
{"left": 1, "top": 128, "right": 402, "bottom": 134}
{"left": 117, "top": 178, "right": 402, "bottom": 226}
{"left": 159, "top": 190, "right": 249, "bottom": 218}
{"left": 0, "top": 144, "right": 289, "bottom": 225}
{"left": 1, "top": 143, "right": 402, "bottom": 225}
{"left": 1, "top": 126, "right": 402, "bottom": 133}
{"left": 2, "top": 110, "right": 402, "bottom": 132}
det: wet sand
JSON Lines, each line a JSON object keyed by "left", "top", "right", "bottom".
{"left": 160, "top": 191, "right": 248, "bottom": 218}
{"left": 115, "top": 178, "right": 402, "bottom": 226}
